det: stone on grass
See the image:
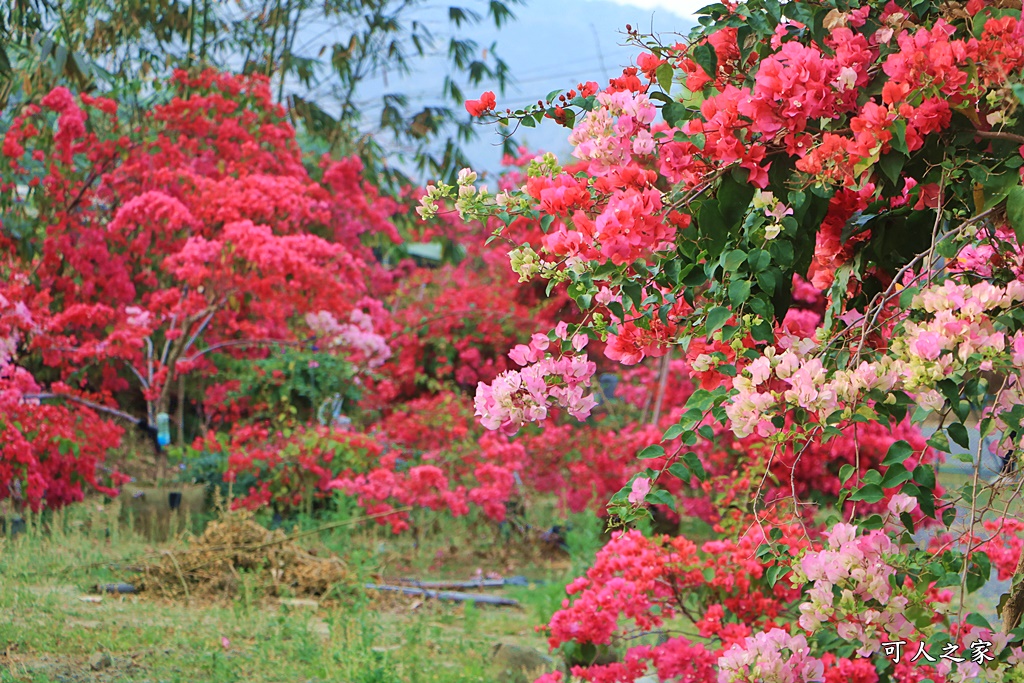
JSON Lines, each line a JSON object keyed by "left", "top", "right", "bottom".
{"left": 488, "top": 643, "right": 561, "bottom": 683}
{"left": 89, "top": 652, "right": 112, "bottom": 671}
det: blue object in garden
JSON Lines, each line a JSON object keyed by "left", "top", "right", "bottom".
{"left": 1, "top": 516, "right": 26, "bottom": 538}
{"left": 317, "top": 394, "right": 351, "bottom": 428}
{"left": 156, "top": 412, "right": 171, "bottom": 447}
{"left": 598, "top": 373, "right": 619, "bottom": 401}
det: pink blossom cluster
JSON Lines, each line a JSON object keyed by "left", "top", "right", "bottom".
{"left": 952, "top": 226, "right": 1024, "bottom": 278}
{"left": 568, "top": 90, "right": 656, "bottom": 173}
{"left": 794, "top": 523, "right": 914, "bottom": 657}
{"left": 896, "top": 279, "right": 1024, "bottom": 395}
{"left": 0, "top": 292, "right": 33, "bottom": 371}
{"left": 304, "top": 305, "right": 391, "bottom": 369}
{"left": 941, "top": 624, "right": 1024, "bottom": 682}
{"left": 474, "top": 331, "right": 597, "bottom": 434}
{"left": 725, "top": 339, "right": 900, "bottom": 439}
{"left": 717, "top": 629, "right": 825, "bottom": 683}
{"left": 727, "top": 278, "right": 1024, "bottom": 439}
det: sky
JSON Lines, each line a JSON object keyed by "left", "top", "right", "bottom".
{"left": 459, "top": 0, "right": 700, "bottom": 173}
{"left": 590, "top": 0, "right": 713, "bottom": 20}
{"left": 331, "top": 0, "right": 698, "bottom": 178}
{"left": 463, "top": 0, "right": 695, "bottom": 171}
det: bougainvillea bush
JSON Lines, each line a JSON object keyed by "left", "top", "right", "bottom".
{"left": 0, "top": 69, "right": 408, "bottom": 509}
{"left": 418, "top": 0, "right": 1024, "bottom": 677}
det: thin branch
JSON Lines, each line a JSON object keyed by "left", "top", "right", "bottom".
{"left": 180, "top": 338, "right": 308, "bottom": 364}
{"left": 975, "top": 130, "right": 1024, "bottom": 145}
{"left": 22, "top": 393, "right": 142, "bottom": 425}
{"left": 180, "top": 308, "right": 218, "bottom": 356}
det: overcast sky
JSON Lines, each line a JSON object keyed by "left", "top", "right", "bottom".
{"left": 465, "top": 0, "right": 695, "bottom": 170}
{"left": 339, "top": 0, "right": 697, "bottom": 178}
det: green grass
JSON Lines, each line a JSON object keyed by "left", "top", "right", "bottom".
{"left": 0, "top": 501, "right": 595, "bottom": 683}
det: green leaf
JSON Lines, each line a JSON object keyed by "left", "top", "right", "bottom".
{"left": 719, "top": 176, "right": 755, "bottom": 231}
{"left": 662, "top": 101, "right": 688, "bottom": 127}
{"left": 663, "top": 424, "right": 684, "bottom": 440}
{"left": 765, "top": 564, "right": 787, "bottom": 587}
{"left": 947, "top": 422, "right": 970, "bottom": 449}
{"left": 685, "top": 389, "right": 716, "bottom": 412}
{"left": 682, "top": 452, "right": 707, "bottom": 481}
{"left": 728, "top": 279, "right": 751, "bottom": 306}
{"left": 705, "top": 306, "right": 731, "bottom": 334}
{"left": 655, "top": 62, "right": 674, "bottom": 94}
{"left": 917, "top": 486, "right": 936, "bottom": 518}
{"left": 691, "top": 42, "right": 717, "bottom": 79}
{"left": 966, "top": 553, "right": 991, "bottom": 593}
{"left": 839, "top": 464, "right": 856, "bottom": 484}
{"left": 723, "top": 249, "right": 747, "bottom": 272}
{"left": 926, "top": 430, "right": 950, "bottom": 453}
{"left": 891, "top": 119, "right": 909, "bottom": 155}
{"left": 966, "top": 612, "right": 993, "bottom": 630}
{"left": 849, "top": 484, "right": 885, "bottom": 503}
{"left": 756, "top": 270, "right": 777, "bottom": 295}
{"left": 882, "top": 440, "right": 914, "bottom": 466}
{"left": 667, "top": 462, "right": 691, "bottom": 480}
{"left": 861, "top": 514, "right": 885, "bottom": 530}
{"left": 646, "top": 489, "right": 676, "bottom": 510}
{"left": 879, "top": 152, "right": 905, "bottom": 185}
{"left": 638, "top": 445, "right": 666, "bottom": 459}
{"left": 747, "top": 249, "right": 770, "bottom": 272}
{"left": 882, "top": 464, "right": 913, "bottom": 488}
{"left": 1008, "top": 184, "right": 1024, "bottom": 245}
{"left": 751, "top": 319, "right": 773, "bottom": 342}
{"left": 913, "top": 465, "right": 936, "bottom": 489}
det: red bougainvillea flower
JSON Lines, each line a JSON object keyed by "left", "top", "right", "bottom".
{"left": 465, "top": 91, "right": 497, "bottom": 117}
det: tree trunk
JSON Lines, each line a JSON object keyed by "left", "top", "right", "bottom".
{"left": 1002, "top": 546, "right": 1024, "bottom": 633}
{"left": 176, "top": 374, "right": 185, "bottom": 446}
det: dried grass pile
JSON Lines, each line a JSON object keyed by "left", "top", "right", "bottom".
{"left": 137, "top": 510, "right": 350, "bottom": 600}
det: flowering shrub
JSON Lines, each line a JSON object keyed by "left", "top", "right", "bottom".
{"left": 0, "top": 69, "right": 404, "bottom": 503}
{"left": 420, "top": 0, "right": 1024, "bottom": 676}
{"left": 0, "top": 367, "right": 125, "bottom": 510}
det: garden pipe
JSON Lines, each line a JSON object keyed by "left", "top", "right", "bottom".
{"left": 395, "top": 576, "right": 530, "bottom": 590}
{"left": 364, "top": 583, "right": 520, "bottom": 607}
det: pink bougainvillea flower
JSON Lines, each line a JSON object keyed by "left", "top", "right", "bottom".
{"left": 628, "top": 476, "right": 651, "bottom": 505}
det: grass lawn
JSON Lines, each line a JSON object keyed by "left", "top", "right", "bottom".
{"left": 4, "top": 467, "right": 1017, "bottom": 683}
{"left": 0, "top": 500, "right": 596, "bottom": 683}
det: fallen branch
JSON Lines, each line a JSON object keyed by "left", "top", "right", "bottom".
{"left": 365, "top": 583, "right": 521, "bottom": 607}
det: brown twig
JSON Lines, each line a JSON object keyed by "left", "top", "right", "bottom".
{"left": 974, "top": 130, "right": 1024, "bottom": 145}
